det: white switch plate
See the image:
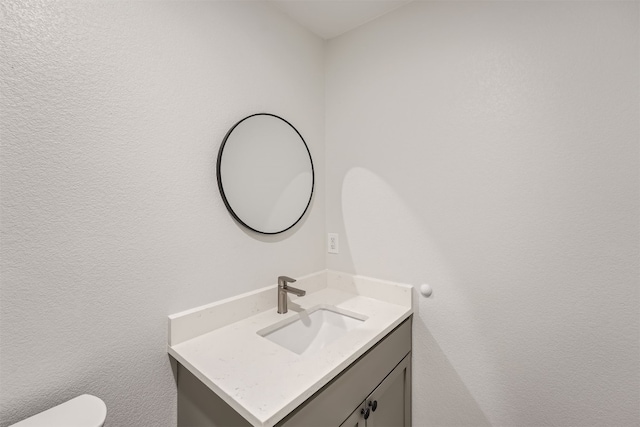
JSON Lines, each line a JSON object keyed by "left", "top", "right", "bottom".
{"left": 328, "top": 233, "right": 339, "bottom": 254}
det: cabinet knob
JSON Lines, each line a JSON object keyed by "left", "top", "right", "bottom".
{"left": 368, "top": 400, "right": 378, "bottom": 412}
{"left": 361, "top": 407, "right": 370, "bottom": 420}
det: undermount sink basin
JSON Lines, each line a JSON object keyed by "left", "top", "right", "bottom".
{"left": 258, "top": 306, "right": 367, "bottom": 355}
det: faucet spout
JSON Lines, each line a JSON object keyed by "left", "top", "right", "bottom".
{"left": 277, "top": 276, "right": 306, "bottom": 314}
{"left": 285, "top": 285, "right": 306, "bottom": 297}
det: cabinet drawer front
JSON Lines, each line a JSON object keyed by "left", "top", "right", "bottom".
{"left": 278, "top": 317, "right": 412, "bottom": 427}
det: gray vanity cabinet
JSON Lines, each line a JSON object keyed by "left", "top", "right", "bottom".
{"left": 177, "top": 317, "right": 412, "bottom": 427}
{"left": 338, "top": 354, "right": 411, "bottom": 427}
{"left": 278, "top": 317, "right": 412, "bottom": 427}
{"left": 362, "top": 354, "right": 411, "bottom": 426}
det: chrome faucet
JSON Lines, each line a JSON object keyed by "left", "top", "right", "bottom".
{"left": 277, "top": 276, "right": 306, "bottom": 314}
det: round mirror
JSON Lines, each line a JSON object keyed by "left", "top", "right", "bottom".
{"left": 216, "top": 113, "right": 314, "bottom": 234}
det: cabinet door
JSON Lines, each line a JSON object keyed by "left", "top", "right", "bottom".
{"left": 340, "top": 403, "right": 367, "bottom": 427}
{"left": 366, "top": 353, "right": 411, "bottom": 427}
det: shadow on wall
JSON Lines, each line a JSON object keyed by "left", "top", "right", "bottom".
{"left": 412, "top": 302, "right": 491, "bottom": 427}
{"left": 339, "top": 167, "right": 491, "bottom": 425}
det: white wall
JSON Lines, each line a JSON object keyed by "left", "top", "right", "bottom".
{"left": 0, "top": 1, "right": 324, "bottom": 426}
{"left": 326, "top": 1, "right": 639, "bottom": 426}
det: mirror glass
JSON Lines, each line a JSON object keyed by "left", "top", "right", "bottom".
{"left": 217, "top": 113, "right": 314, "bottom": 234}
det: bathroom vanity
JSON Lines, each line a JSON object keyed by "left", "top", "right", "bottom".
{"left": 167, "top": 271, "right": 413, "bottom": 427}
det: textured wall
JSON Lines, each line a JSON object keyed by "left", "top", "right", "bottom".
{"left": 0, "top": 1, "right": 324, "bottom": 426}
{"left": 326, "top": 1, "right": 639, "bottom": 426}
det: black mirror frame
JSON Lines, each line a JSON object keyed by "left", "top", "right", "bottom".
{"left": 216, "top": 113, "right": 315, "bottom": 235}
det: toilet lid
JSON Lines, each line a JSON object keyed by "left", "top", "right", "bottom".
{"left": 10, "top": 394, "right": 107, "bottom": 427}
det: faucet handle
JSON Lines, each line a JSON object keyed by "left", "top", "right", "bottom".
{"left": 278, "top": 276, "right": 296, "bottom": 286}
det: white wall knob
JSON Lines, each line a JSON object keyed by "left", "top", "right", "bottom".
{"left": 420, "top": 284, "right": 433, "bottom": 297}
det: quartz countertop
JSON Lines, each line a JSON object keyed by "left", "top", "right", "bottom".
{"left": 167, "top": 270, "right": 413, "bottom": 427}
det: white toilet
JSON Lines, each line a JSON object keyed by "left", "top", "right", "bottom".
{"left": 9, "top": 394, "right": 107, "bottom": 427}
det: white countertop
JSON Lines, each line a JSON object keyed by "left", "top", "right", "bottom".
{"left": 167, "top": 270, "right": 413, "bottom": 427}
